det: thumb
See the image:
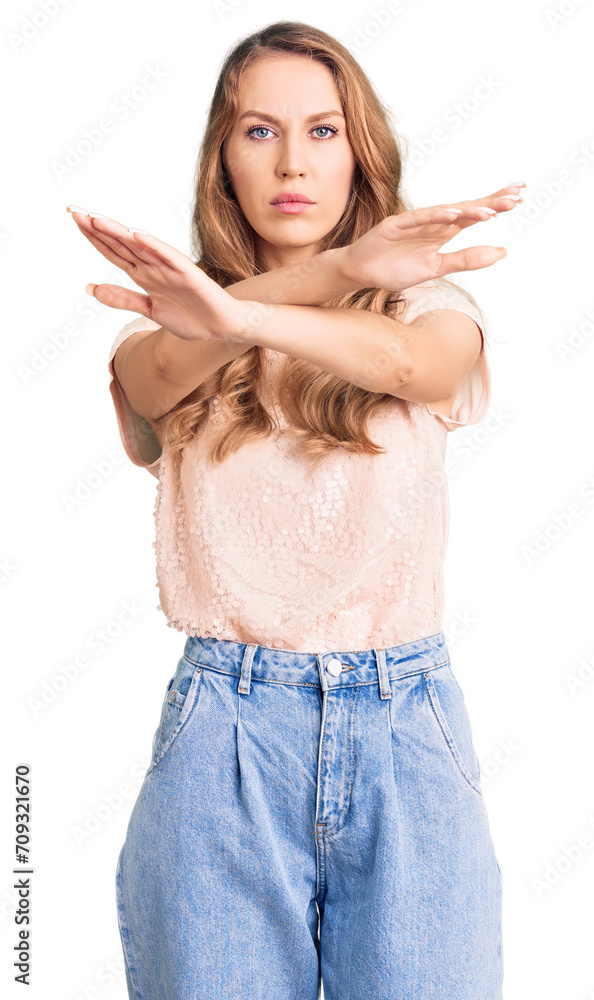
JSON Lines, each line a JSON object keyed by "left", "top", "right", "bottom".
{"left": 85, "top": 283, "right": 151, "bottom": 313}
{"left": 436, "top": 245, "right": 507, "bottom": 275}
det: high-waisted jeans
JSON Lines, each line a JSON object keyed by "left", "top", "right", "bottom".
{"left": 115, "top": 629, "right": 503, "bottom": 999}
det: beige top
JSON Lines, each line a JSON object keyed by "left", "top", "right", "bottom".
{"left": 108, "top": 279, "right": 491, "bottom": 652}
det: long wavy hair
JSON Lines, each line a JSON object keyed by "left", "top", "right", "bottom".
{"left": 155, "top": 20, "right": 487, "bottom": 468}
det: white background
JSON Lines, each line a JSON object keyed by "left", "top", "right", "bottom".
{"left": 2, "top": 0, "right": 594, "bottom": 997}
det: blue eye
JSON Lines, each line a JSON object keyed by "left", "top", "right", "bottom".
{"left": 244, "top": 123, "right": 339, "bottom": 142}
{"left": 248, "top": 126, "right": 273, "bottom": 139}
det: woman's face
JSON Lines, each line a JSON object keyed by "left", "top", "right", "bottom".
{"left": 223, "top": 54, "right": 357, "bottom": 271}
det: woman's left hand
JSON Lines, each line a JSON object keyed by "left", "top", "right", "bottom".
{"left": 337, "top": 182, "right": 526, "bottom": 292}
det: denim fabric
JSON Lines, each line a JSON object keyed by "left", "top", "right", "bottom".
{"left": 115, "top": 629, "right": 503, "bottom": 999}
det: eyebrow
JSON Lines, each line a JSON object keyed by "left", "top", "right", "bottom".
{"left": 238, "top": 110, "right": 345, "bottom": 125}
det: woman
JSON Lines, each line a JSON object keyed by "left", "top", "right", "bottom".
{"left": 69, "top": 20, "right": 522, "bottom": 1000}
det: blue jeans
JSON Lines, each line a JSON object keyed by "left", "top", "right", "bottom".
{"left": 116, "top": 630, "right": 503, "bottom": 999}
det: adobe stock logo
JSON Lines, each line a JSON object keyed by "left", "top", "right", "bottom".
{"left": 8, "top": 0, "right": 74, "bottom": 52}
{"left": 346, "top": 1, "right": 407, "bottom": 55}
{"left": 545, "top": 0, "right": 589, "bottom": 30}
{"left": 51, "top": 66, "right": 169, "bottom": 180}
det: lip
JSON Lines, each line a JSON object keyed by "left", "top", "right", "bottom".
{"left": 271, "top": 192, "right": 314, "bottom": 204}
{"left": 272, "top": 201, "right": 314, "bottom": 214}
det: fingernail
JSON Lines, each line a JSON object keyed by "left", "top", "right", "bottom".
{"left": 506, "top": 181, "right": 527, "bottom": 187}
{"left": 85, "top": 284, "right": 96, "bottom": 296}
{"left": 89, "top": 213, "right": 110, "bottom": 220}
{"left": 67, "top": 204, "right": 89, "bottom": 215}
{"left": 504, "top": 194, "right": 522, "bottom": 201}
{"left": 443, "top": 208, "right": 463, "bottom": 216}
{"left": 128, "top": 228, "right": 148, "bottom": 234}
{"left": 479, "top": 206, "right": 497, "bottom": 215}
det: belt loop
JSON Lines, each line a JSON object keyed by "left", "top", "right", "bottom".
{"left": 374, "top": 647, "right": 391, "bottom": 700}
{"left": 238, "top": 643, "right": 257, "bottom": 696}
{"left": 315, "top": 654, "right": 329, "bottom": 694}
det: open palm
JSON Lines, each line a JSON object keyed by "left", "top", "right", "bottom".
{"left": 67, "top": 210, "right": 250, "bottom": 342}
{"left": 339, "top": 184, "right": 524, "bottom": 291}
{"left": 68, "top": 182, "right": 524, "bottom": 339}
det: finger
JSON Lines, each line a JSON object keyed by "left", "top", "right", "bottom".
{"left": 84, "top": 214, "right": 185, "bottom": 270}
{"left": 490, "top": 191, "right": 523, "bottom": 209}
{"left": 123, "top": 229, "right": 177, "bottom": 266}
{"left": 429, "top": 185, "right": 525, "bottom": 220}
{"left": 86, "top": 283, "right": 153, "bottom": 313}
{"left": 450, "top": 204, "right": 500, "bottom": 222}
{"left": 70, "top": 210, "right": 167, "bottom": 267}
{"left": 492, "top": 181, "right": 526, "bottom": 197}
{"left": 75, "top": 227, "right": 139, "bottom": 274}
{"left": 455, "top": 187, "right": 524, "bottom": 216}
{"left": 435, "top": 245, "right": 507, "bottom": 276}
{"left": 393, "top": 204, "right": 496, "bottom": 232}
{"left": 392, "top": 206, "right": 462, "bottom": 231}
{"left": 71, "top": 211, "right": 143, "bottom": 266}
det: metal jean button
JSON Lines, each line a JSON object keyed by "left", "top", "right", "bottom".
{"left": 326, "top": 658, "right": 344, "bottom": 677}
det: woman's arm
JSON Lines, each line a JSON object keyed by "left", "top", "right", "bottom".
{"left": 225, "top": 247, "right": 357, "bottom": 306}
{"left": 158, "top": 298, "right": 482, "bottom": 401}
{"left": 224, "top": 184, "right": 523, "bottom": 307}
{"left": 69, "top": 183, "right": 521, "bottom": 324}
{"left": 69, "top": 184, "right": 521, "bottom": 417}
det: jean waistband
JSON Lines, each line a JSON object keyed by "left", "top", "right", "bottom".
{"left": 182, "top": 630, "right": 450, "bottom": 699}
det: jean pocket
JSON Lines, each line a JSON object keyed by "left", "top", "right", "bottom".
{"left": 146, "top": 658, "right": 203, "bottom": 777}
{"left": 422, "top": 663, "right": 483, "bottom": 796}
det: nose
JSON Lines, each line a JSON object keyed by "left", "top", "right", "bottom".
{"left": 276, "top": 137, "right": 308, "bottom": 179}
{"left": 277, "top": 161, "right": 306, "bottom": 178}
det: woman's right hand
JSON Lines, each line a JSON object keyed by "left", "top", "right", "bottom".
{"left": 67, "top": 207, "right": 253, "bottom": 344}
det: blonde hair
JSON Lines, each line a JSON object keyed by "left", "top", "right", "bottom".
{"left": 155, "top": 19, "right": 486, "bottom": 468}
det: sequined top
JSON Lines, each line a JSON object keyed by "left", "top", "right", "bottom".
{"left": 108, "top": 279, "right": 491, "bottom": 652}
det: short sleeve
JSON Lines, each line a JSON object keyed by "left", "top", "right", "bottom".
{"left": 108, "top": 316, "right": 163, "bottom": 478}
{"left": 394, "top": 279, "right": 491, "bottom": 432}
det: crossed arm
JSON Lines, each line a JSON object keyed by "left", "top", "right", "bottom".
{"left": 113, "top": 252, "right": 480, "bottom": 422}
{"left": 69, "top": 184, "right": 523, "bottom": 420}
{"left": 224, "top": 250, "right": 483, "bottom": 401}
